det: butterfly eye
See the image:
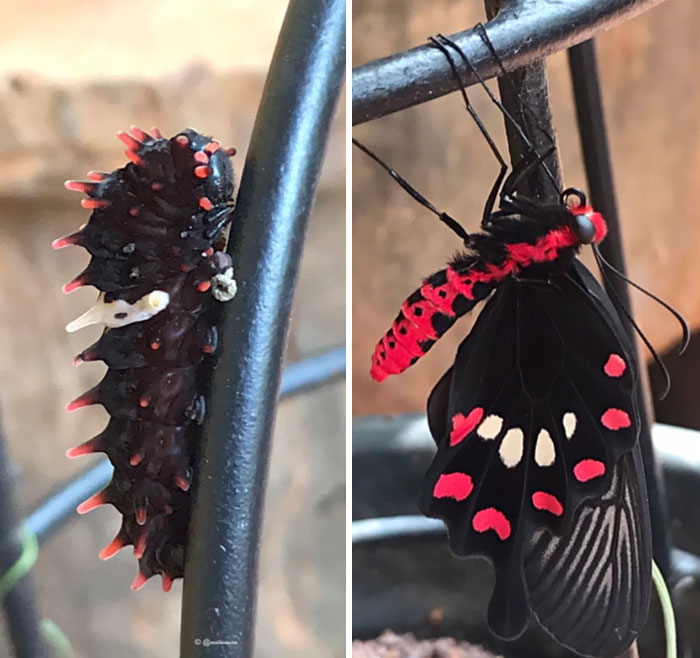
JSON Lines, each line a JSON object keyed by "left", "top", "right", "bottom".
{"left": 573, "top": 213, "right": 597, "bottom": 244}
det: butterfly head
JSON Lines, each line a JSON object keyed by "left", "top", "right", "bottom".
{"left": 561, "top": 188, "right": 607, "bottom": 245}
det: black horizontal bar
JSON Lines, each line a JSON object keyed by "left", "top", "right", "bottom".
{"left": 24, "top": 347, "right": 346, "bottom": 546}
{"left": 352, "top": 0, "right": 666, "bottom": 125}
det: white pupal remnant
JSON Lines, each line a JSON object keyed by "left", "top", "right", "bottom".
{"left": 211, "top": 266, "right": 237, "bottom": 302}
{"left": 66, "top": 290, "right": 170, "bottom": 333}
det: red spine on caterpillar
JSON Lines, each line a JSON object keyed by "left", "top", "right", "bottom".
{"left": 56, "top": 127, "right": 238, "bottom": 589}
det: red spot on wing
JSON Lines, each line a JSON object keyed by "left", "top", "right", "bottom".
{"left": 450, "top": 408, "right": 484, "bottom": 446}
{"left": 472, "top": 508, "right": 511, "bottom": 540}
{"left": 573, "top": 459, "right": 606, "bottom": 482}
{"left": 601, "top": 408, "right": 631, "bottom": 430}
{"left": 532, "top": 491, "right": 564, "bottom": 516}
{"left": 433, "top": 473, "right": 473, "bottom": 501}
{"left": 604, "top": 354, "right": 626, "bottom": 377}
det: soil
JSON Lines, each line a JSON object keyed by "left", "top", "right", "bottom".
{"left": 352, "top": 631, "right": 501, "bottom": 658}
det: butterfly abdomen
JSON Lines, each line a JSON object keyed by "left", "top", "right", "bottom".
{"left": 370, "top": 211, "right": 606, "bottom": 382}
{"left": 56, "top": 127, "right": 236, "bottom": 590}
{"left": 371, "top": 263, "right": 500, "bottom": 381}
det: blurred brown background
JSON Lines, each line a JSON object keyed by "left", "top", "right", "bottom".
{"left": 0, "top": 1, "right": 345, "bottom": 657}
{"left": 352, "top": 0, "right": 700, "bottom": 416}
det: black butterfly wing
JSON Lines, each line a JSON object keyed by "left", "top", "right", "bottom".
{"left": 419, "top": 258, "right": 647, "bottom": 645}
{"left": 524, "top": 447, "right": 651, "bottom": 657}
{"left": 523, "top": 261, "right": 652, "bottom": 657}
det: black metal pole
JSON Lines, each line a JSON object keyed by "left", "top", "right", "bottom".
{"left": 0, "top": 418, "right": 48, "bottom": 658}
{"left": 568, "top": 29, "right": 674, "bottom": 589}
{"left": 352, "top": 0, "right": 667, "bottom": 125}
{"left": 483, "top": 0, "right": 562, "bottom": 198}
{"left": 179, "top": 0, "right": 345, "bottom": 655}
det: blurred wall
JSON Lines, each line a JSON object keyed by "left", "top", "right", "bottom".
{"left": 0, "top": 2, "right": 345, "bottom": 657}
{"left": 352, "top": 0, "right": 700, "bottom": 415}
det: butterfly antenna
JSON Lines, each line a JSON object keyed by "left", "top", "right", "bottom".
{"left": 592, "top": 248, "right": 672, "bottom": 400}
{"left": 594, "top": 245, "right": 689, "bottom": 355}
{"left": 352, "top": 138, "right": 470, "bottom": 243}
{"left": 427, "top": 36, "right": 508, "bottom": 224}
{"left": 435, "top": 32, "right": 561, "bottom": 196}
{"left": 474, "top": 23, "right": 559, "bottom": 153}
{"left": 427, "top": 37, "right": 507, "bottom": 175}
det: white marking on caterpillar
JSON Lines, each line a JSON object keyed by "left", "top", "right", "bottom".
{"left": 535, "top": 428, "right": 556, "bottom": 466}
{"left": 211, "top": 266, "right": 237, "bottom": 302}
{"left": 499, "top": 427, "right": 524, "bottom": 468}
{"left": 66, "top": 290, "right": 170, "bottom": 333}
{"left": 477, "top": 414, "right": 503, "bottom": 440}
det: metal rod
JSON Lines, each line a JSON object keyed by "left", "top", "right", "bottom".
{"left": 23, "top": 347, "right": 346, "bottom": 547}
{"left": 483, "top": 0, "right": 562, "bottom": 198}
{"left": 25, "top": 460, "right": 113, "bottom": 546}
{"left": 179, "top": 0, "right": 345, "bottom": 654}
{"left": 352, "top": 0, "right": 667, "bottom": 125}
{"left": 568, "top": 40, "right": 673, "bottom": 577}
{"left": 279, "top": 346, "right": 346, "bottom": 397}
{"left": 0, "top": 416, "right": 47, "bottom": 657}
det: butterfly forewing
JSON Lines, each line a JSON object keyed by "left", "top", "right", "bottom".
{"left": 419, "top": 259, "right": 643, "bottom": 643}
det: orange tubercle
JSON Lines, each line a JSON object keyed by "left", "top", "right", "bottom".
{"left": 76, "top": 492, "right": 106, "bottom": 515}
{"left": 99, "top": 537, "right": 125, "bottom": 561}
{"left": 131, "top": 572, "right": 149, "bottom": 591}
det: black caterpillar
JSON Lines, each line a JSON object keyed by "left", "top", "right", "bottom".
{"left": 55, "top": 126, "right": 237, "bottom": 590}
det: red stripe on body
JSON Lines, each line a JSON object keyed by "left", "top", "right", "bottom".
{"left": 420, "top": 279, "right": 459, "bottom": 315}
{"left": 401, "top": 298, "right": 441, "bottom": 340}
{"left": 380, "top": 333, "right": 414, "bottom": 367}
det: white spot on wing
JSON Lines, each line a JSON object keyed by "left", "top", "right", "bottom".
{"left": 535, "top": 428, "right": 556, "bottom": 466}
{"left": 563, "top": 412, "right": 577, "bottom": 439}
{"left": 477, "top": 415, "right": 503, "bottom": 440}
{"left": 499, "top": 428, "right": 524, "bottom": 467}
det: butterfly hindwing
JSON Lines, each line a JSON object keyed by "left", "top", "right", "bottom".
{"left": 419, "top": 258, "right": 642, "bottom": 642}
{"left": 524, "top": 446, "right": 652, "bottom": 657}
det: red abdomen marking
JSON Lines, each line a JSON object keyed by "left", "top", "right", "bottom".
{"left": 604, "top": 353, "right": 626, "bottom": 377}
{"left": 573, "top": 459, "right": 606, "bottom": 482}
{"left": 601, "top": 408, "right": 631, "bottom": 430}
{"left": 433, "top": 472, "right": 473, "bottom": 501}
{"left": 450, "top": 408, "right": 484, "bottom": 446}
{"left": 401, "top": 298, "right": 441, "bottom": 340}
{"left": 532, "top": 491, "right": 564, "bottom": 516}
{"left": 472, "top": 508, "right": 511, "bottom": 540}
{"left": 420, "top": 279, "right": 459, "bottom": 315}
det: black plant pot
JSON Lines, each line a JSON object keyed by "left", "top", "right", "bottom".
{"left": 353, "top": 414, "right": 700, "bottom": 657}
